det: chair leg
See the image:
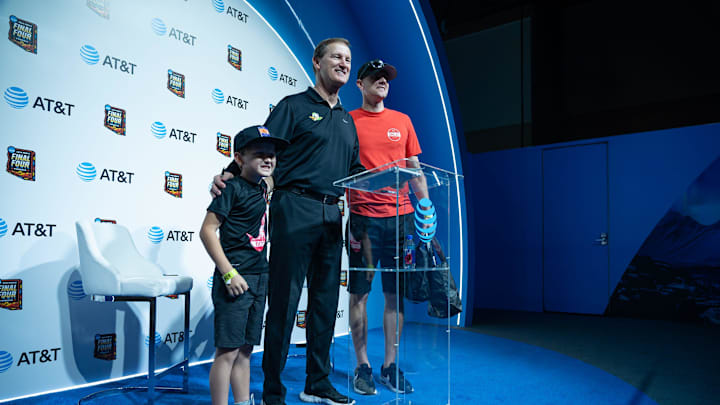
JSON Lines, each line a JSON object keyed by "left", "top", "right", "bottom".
{"left": 148, "top": 297, "right": 157, "bottom": 403}
{"left": 183, "top": 291, "right": 190, "bottom": 392}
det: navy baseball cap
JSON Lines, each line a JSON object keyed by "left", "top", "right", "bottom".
{"left": 233, "top": 125, "right": 289, "bottom": 154}
{"left": 357, "top": 59, "right": 397, "bottom": 81}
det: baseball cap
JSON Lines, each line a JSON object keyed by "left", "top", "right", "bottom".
{"left": 357, "top": 59, "right": 397, "bottom": 81}
{"left": 233, "top": 125, "right": 289, "bottom": 154}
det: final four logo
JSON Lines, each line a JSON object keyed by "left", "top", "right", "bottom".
{"left": 296, "top": 310, "right": 307, "bottom": 328}
{"left": 0, "top": 279, "right": 22, "bottom": 310}
{"left": 217, "top": 133, "right": 231, "bottom": 156}
{"left": 94, "top": 333, "right": 116, "bottom": 360}
{"left": 167, "top": 70, "right": 185, "bottom": 98}
{"left": 164, "top": 171, "right": 182, "bottom": 198}
{"left": 8, "top": 15, "right": 37, "bottom": 54}
{"left": 6, "top": 146, "right": 36, "bottom": 181}
{"left": 104, "top": 105, "right": 126, "bottom": 136}
{"left": 227, "top": 45, "right": 241, "bottom": 71}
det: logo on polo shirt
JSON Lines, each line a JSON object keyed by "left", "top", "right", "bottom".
{"left": 8, "top": 16, "right": 37, "bottom": 54}
{"left": 246, "top": 214, "right": 266, "bottom": 252}
{"left": 227, "top": 45, "right": 241, "bottom": 70}
{"left": 164, "top": 171, "right": 182, "bottom": 198}
{"left": 309, "top": 112, "right": 322, "bottom": 122}
{"left": 217, "top": 133, "right": 231, "bottom": 156}
{"left": 167, "top": 70, "right": 185, "bottom": 98}
{"left": 104, "top": 105, "right": 127, "bottom": 136}
{"left": 387, "top": 128, "right": 401, "bottom": 142}
{"left": 94, "top": 333, "right": 116, "bottom": 360}
{"left": 0, "top": 279, "right": 22, "bottom": 310}
{"left": 6, "top": 146, "right": 36, "bottom": 181}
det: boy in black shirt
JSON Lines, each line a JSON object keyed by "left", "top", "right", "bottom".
{"left": 200, "top": 125, "right": 288, "bottom": 405}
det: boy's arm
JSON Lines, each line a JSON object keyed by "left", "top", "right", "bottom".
{"left": 199, "top": 211, "right": 249, "bottom": 296}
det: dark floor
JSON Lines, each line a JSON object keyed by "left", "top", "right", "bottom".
{"left": 466, "top": 309, "right": 720, "bottom": 405}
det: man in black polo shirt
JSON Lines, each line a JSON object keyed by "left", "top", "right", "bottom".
{"left": 213, "top": 37, "right": 365, "bottom": 405}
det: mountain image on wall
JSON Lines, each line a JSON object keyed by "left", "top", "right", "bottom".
{"left": 607, "top": 156, "right": 720, "bottom": 324}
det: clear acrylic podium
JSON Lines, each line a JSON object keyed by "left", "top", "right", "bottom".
{"left": 334, "top": 158, "right": 461, "bottom": 405}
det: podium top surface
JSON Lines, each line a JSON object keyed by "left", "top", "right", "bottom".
{"left": 333, "top": 158, "right": 462, "bottom": 194}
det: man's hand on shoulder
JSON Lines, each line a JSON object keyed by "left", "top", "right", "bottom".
{"left": 210, "top": 171, "right": 235, "bottom": 198}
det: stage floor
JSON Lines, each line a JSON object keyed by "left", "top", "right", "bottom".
{"left": 7, "top": 320, "right": 665, "bottom": 404}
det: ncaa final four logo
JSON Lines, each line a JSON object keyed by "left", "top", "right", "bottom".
{"left": 104, "top": 105, "right": 126, "bottom": 136}
{"left": 6, "top": 146, "right": 36, "bottom": 181}
{"left": 164, "top": 171, "right": 182, "bottom": 198}
{"left": 227, "top": 45, "right": 242, "bottom": 71}
{"left": 296, "top": 310, "right": 307, "bottom": 328}
{"left": 94, "top": 333, "right": 116, "bottom": 360}
{"left": 167, "top": 69, "right": 185, "bottom": 98}
{"left": 8, "top": 16, "right": 37, "bottom": 54}
{"left": 217, "top": 133, "right": 231, "bottom": 156}
{"left": 0, "top": 279, "right": 22, "bottom": 310}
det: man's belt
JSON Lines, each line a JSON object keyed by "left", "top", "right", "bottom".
{"left": 279, "top": 187, "right": 339, "bottom": 205}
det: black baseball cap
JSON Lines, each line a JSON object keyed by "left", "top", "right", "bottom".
{"left": 357, "top": 59, "right": 397, "bottom": 81}
{"left": 233, "top": 125, "right": 289, "bottom": 154}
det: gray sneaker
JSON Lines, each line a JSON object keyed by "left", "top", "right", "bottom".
{"left": 380, "top": 363, "right": 413, "bottom": 394}
{"left": 353, "top": 363, "right": 377, "bottom": 395}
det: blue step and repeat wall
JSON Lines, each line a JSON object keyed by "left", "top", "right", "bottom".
{"left": 0, "top": 0, "right": 467, "bottom": 400}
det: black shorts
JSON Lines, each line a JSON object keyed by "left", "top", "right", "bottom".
{"left": 346, "top": 213, "right": 413, "bottom": 297}
{"left": 212, "top": 270, "right": 268, "bottom": 348}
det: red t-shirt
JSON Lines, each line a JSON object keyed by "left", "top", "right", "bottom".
{"left": 349, "top": 108, "right": 422, "bottom": 217}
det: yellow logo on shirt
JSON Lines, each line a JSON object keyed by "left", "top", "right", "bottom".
{"left": 309, "top": 112, "right": 323, "bottom": 121}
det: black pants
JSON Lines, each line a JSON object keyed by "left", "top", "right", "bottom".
{"left": 262, "top": 190, "right": 343, "bottom": 404}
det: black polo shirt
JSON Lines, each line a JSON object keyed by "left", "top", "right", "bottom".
{"left": 207, "top": 176, "right": 268, "bottom": 274}
{"left": 228, "top": 87, "right": 365, "bottom": 196}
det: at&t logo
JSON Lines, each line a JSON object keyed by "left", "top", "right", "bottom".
{"left": 211, "top": 89, "right": 224, "bottom": 104}
{"left": 150, "top": 18, "right": 197, "bottom": 46}
{"left": 212, "top": 87, "right": 248, "bottom": 109}
{"left": 148, "top": 226, "right": 164, "bottom": 244}
{"left": 80, "top": 44, "right": 137, "bottom": 75}
{"left": 0, "top": 351, "right": 13, "bottom": 374}
{"left": 16, "top": 348, "right": 61, "bottom": 367}
{"left": 67, "top": 280, "right": 86, "bottom": 300}
{"left": 267, "top": 67, "right": 297, "bottom": 86}
{"left": 145, "top": 332, "right": 163, "bottom": 347}
{"left": 0, "top": 218, "right": 7, "bottom": 238}
{"left": 213, "top": 0, "right": 249, "bottom": 22}
{"left": 10, "top": 222, "right": 56, "bottom": 237}
{"left": 3, "top": 86, "right": 75, "bottom": 115}
{"left": 166, "top": 230, "right": 195, "bottom": 242}
{"left": 4, "top": 87, "right": 28, "bottom": 109}
{"left": 76, "top": 162, "right": 134, "bottom": 184}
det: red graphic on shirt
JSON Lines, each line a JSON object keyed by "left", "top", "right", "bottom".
{"left": 246, "top": 214, "right": 266, "bottom": 252}
{"left": 387, "top": 128, "right": 401, "bottom": 142}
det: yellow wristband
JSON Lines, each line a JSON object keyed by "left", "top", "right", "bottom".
{"left": 223, "top": 268, "right": 239, "bottom": 285}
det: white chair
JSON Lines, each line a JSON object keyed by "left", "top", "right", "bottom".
{"left": 75, "top": 220, "right": 193, "bottom": 404}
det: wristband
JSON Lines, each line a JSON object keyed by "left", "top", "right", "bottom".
{"left": 223, "top": 268, "right": 239, "bottom": 285}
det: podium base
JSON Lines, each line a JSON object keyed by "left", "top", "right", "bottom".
{"left": 383, "top": 399, "right": 412, "bottom": 405}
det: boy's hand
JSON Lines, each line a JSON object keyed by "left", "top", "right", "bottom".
{"left": 210, "top": 171, "right": 234, "bottom": 198}
{"left": 226, "top": 273, "right": 249, "bottom": 297}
